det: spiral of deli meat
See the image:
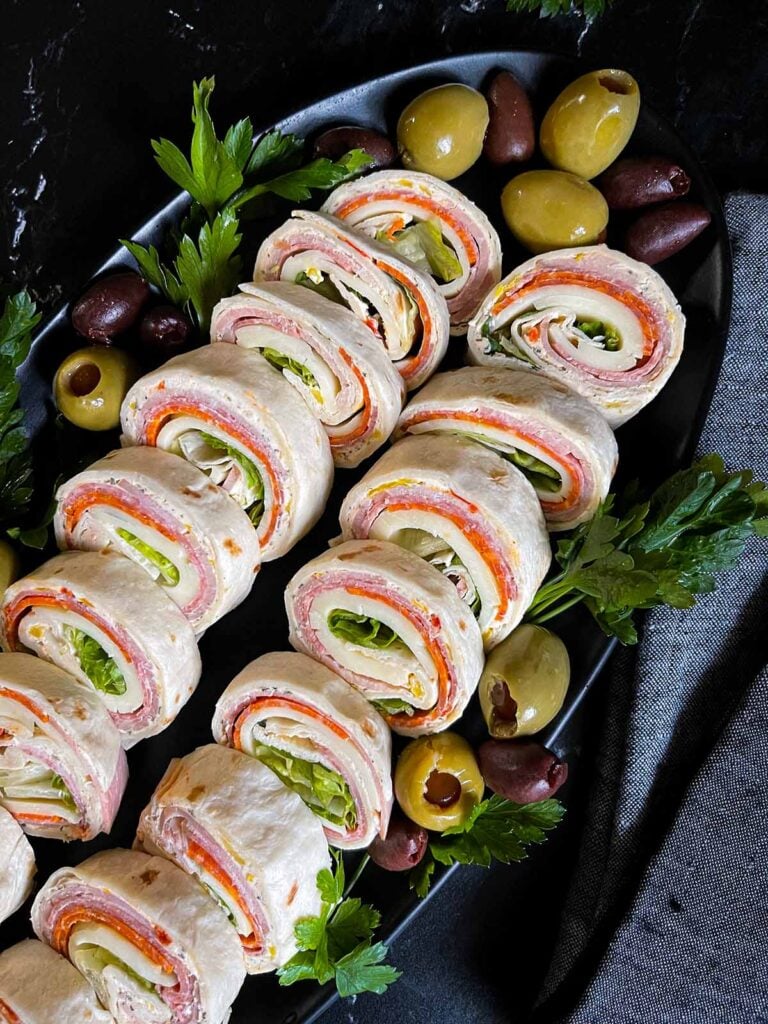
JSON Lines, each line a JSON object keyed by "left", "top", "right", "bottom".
{"left": 1, "top": 551, "right": 201, "bottom": 747}
{"left": 120, "top": 342, "right": 333, "bottom": 561}
{"left": 395, "top": 366, "right": 618, "bottom": 531}
{"left": 254, "top": 210, "right": 450, "bottom": 390}
{"left": 467, "top": 245, "right": 685, "bottom": 427}
{"left": 211, "top": 281, "right": 405, "bottom": 469}
{"left": 136, "top": 744, "right": 330, "bottom": 974}
{"left": 213, "top": 651, "right": 393, "bottom": 849}
{"left": 32, "top": 848, "right": 245, "bottom": 1024}
{"left": 339, "top": 434, "right": 551, "bottom": 649}
{"left": 323, "top": 169, "right": 502, "bottom": 334}
{"left": 0, "top": 653, "right": 127, "bottom": 840}
{"left": 285, "top": 539, "right": 484, "bottom": 736}
{"left": 55, "top": 446, "right": 260, "bottom": 634}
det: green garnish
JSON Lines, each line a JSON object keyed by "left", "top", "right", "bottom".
{"left": 410, "top": 796, "right": 565, "bottom": 898}
{"left": 294, "top": 270, "right": 346, "bottom": 305}
{"left": 80, "top": 945, "right": 156, "bottom": 994}
{"left": 49, "top": 773, "right": 77, "bottom": 812}
{"left": 370, "top": 698, "right": 415, "bottom": 717}
{"left": 526, "top": 454, "right": 768, "bottom": 644}
{"left": 261, "top": 347, "right": 319, "bottom": 389}
{"left": 116, "top": 528, "right": 180, "bottom": 586}
{"left": 377, "top": 220, "right": 462, "bottom": 283}
{"left": 506, "top": 0, "right": 611, "bottom": 17}
{"left": 66, "top": 627, "right": 127, "bottom": 696}
{"left": 501, "top": 448, "right": 562, "bottom": 494}
{"left": 254, "top": 743, "right": 356, "bottom": 830}
{"left": 278, "top": 852, "right": 400, "bottom": 997}
{"left": 327, "top": 610, "right": 404, "bottom": 650}
{"left": 575, "top": 318, "right": 621, "bottom": 352}
{"left": 198, "top": 431, "right": 265, "bottom": 527}
{"left": 480, "top": 319, "right": 538, "bottom": 367}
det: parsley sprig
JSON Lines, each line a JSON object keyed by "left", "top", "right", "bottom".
{"left": 410, "top": 796, "right": 565, "bottom": 898}
{"left": 0, "top": 291, "right": 41, "bottom": 530}
{"left": 506, "top": 0, "right": 611, "bottom": 16}
{"left": 278, "top": 852, "right": 400, "bottom": 997}
{"left": 526, "top": 455, "right": 768, "bottom": 644}
{"left": 121, "top": 77, "right": 369, "bottom": 332}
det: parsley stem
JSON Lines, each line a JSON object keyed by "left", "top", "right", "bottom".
{"left": 527, "top": 592, "right": 586, "bottom": 625}
{"left": 524, "top": 575, "right": 574, "bottom": 619}
{"left": 343, "top": 853, "right": 371, "bottom": 898}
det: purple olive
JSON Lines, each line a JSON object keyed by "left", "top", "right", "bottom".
{"left": 483, "top": 71, "right": 535, "bottom": 165}
{"left": 368, "top": 812, "right": 429, "bottom": 871}
{"left": 139, "top": 305, "right": 193, "bottom": 354}
{"left": 477, "top": 739, "right": 568, "bottom": 804}
{"left": 624, "top": 202, "right": 712, "bottom": 265}
{"left": 313, "top": 126, "right": 395, "bottom": 169}
{"left": 599, "top": 156, "right": 691, "bottom": 210}
{"left": 72, "top": 272, "right": 150, "bottom": 342}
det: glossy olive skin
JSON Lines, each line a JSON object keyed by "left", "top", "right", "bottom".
{"left": 478, "top": 740, "right": 568, "bottom": 804}
{"left": 139, "top": 305, "right": 193, "bottom": 354}
{"left": 599, "top": 156, "right": 691, "bottom": 210}
{"left": 483, "top": 71, "right": 535, "bottom": 165}
{"left": 71, "top": 272, "right": 150, "bottom": 342}
{"left": 369, "top": 813, "right": 429, "bottom": 871}
{"left": 479, "top": 624, "right": 570, "bottom": 739}
{"left": 313, "top": 125, "right": 395, "bottom": 169}
{"left": 398, "top": 83, "right": 489, "bottom": 181}
{"left": 54, "top": 347, "right": 140, "bottom": 431}
{"left": 0, "top": 540, "right": 20, "bottom": 594}
{"left": 395, "top": 731, "right": 485, "bottom": 831}
{"left": 501, "top": 170, "right": 609, "bottom": 254}
{"left": 624, "top": 202, "right": 711, "bottom": 265}
{"left": 540, "top": 69, "right": 641, "bottom": 180}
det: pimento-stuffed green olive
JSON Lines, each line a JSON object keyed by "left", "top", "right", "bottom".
{"left": 71, "top": 272, "right": 150, "bottom": 342}
{"left": 54, "top": 347, "right": 140, "bottom": 431}
{"left": 368, "top": 813, "right": 429, "bottom": 871}
{"left": 501, "top": 170, "right": 609, "bottom": 253}
{"left": 394, "top": 731, "right": 484, "bottom": 831}
{"left": 397, "top": 83, "right": 489, "bottom": 181}
{"left": 479, "top": 624, "right": 570, "bottom": 739}
{"left": 540, "top": 69, "right": 640, "bottom": 180}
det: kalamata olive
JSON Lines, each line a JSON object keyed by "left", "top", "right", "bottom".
{"left": 54, "top": 347, "right": 140, "bottom": 431}
{"left": 478, "top": 740, "right": 568, "bottom": 804}
{"left": 369, "top": 813, "right": 429, "bottom": 871}
{"left": 397, "top": 83, "right": 489, "bottom": 181}
{"left": 483, "top": 71, "right": 535, "bottom": 165}
{"left": 479, "top": 625, "right": 570, "bottom": 739}
{"left": 313, "top": 126, "right": 395, "bottom": 169}
{"left": 540, "top": 69, "right": 640, "bottom": 180}
{"left": 395, "top": 731, "right": 484, "bottom": 831}
{"left": 0, "top": 540, "right": 20, "bottom": 594}
{"left": 624, "top": 202, "right": 711, "bottom": 265}
{"left": 501, "top": 170, "right": 609, "bottom": 253}
{"left": 71, "top": 272, "right": 150, "bottom": 342}
{"left": 139, "top": 305, "right": 193, "bottom": 354}
{"left": 599, "top": 156, "right": 691, "bottom": 210}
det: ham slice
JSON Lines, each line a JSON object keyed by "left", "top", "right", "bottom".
{"left": 0, "top": 806, "right": 35, "bottom": 923}
{"left": 135, "top": 744, "right": 329, "bottom": 974}
{"left": 339, "top": 434, "right": 551, "bottom": 649}
{"left": 0, "top": 940, "right": 114, "bottom": 1023}
{"left": 395, "top": 366, "right": 618, "bottom": 531}
{"left": 254, "top": 210, "right": 450, "bottom": 390}
{"left": 0, "top": 551, "right": 201, "bottom": 747}
{"left": 466, "top": 245, "right": 685, "bottom": 426}
{"left": 212, "top": 651, "right": 393, "bottom": 849}
{"left": 0, "top": 652, "right": 127, "bottom": 840}
{"left": 54, "top": 446, "right": 260, "bottom": 634}
{"left": 211, "top": 281, "right": 405, "bottom": 468}
{"left": 285, "top": 538, "right": 484, "bottom": 736}
{"left": 31, "top": 848, "right": 245, "bottom": 1024}
{"left": 323, "top": 169, "right": 502, "bottom": 334}
{"left": 120, "top": 342, "right": 333, "bottom": 561}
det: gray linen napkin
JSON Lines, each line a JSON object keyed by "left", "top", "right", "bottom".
{"left": 534, "top": 191, "right": 768, "bottom": 1023}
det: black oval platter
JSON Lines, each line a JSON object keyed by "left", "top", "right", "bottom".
{"left": 0, "top": 50, "right": 731, "bottom": 1024}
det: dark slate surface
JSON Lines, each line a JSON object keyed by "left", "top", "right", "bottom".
{"left": 3, "top": 2, "right": 766, "bottom": 1022}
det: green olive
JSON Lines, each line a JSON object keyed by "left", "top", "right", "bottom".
{"left": 540, "top": 69, "right": 640, "bottom": 180}
{"left": 54, "top": 347, "right": 140, "bottom": 431}
{"left": 394, "top": 731, "right": 484, "bottom": 831}
{"left": 479, "top": 624, "right": 570, "bottom": 739}
{"left": 501, "top": 170, "right": 609, "bottom": 254}
{"left": 397, "top": 83, "right": 489, "bottom": 181}
{"left": 0, "top": 540, "right": 20, "bottom": 594}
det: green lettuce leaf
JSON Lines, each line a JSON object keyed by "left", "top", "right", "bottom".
{"left": 66, "top": 627, "right": 127, "bottom": 696}
{"left": 116, "top": 528, "right": 180, "bottom": 586}
{"left": 294, "top": 270, "right": 346, "bottom": 305}
{"left": 370, "top": 698, "right": 415, "bottom": 717}
{"left": 575, "top": 318, "right": 621, "bottom": 351}
{"left": 198, "top": 431, "right": 264, "bottom": 526}
{"left": 327, "top": 610, "right": 404, "bottom": 650}
{"left": 261, "top": 347, "right": 318, "bottom": 389}
{"left": 501, "top": 448, "right": 562, "bottom": 494}
{"left": 378, "top": 220, "right": 462, "bottom": 283}
{"left": 254, "top": 743, "right": 356, "bottom": 830}
{"left": 79, "top": 945, "right": 156, "bottom": 994}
